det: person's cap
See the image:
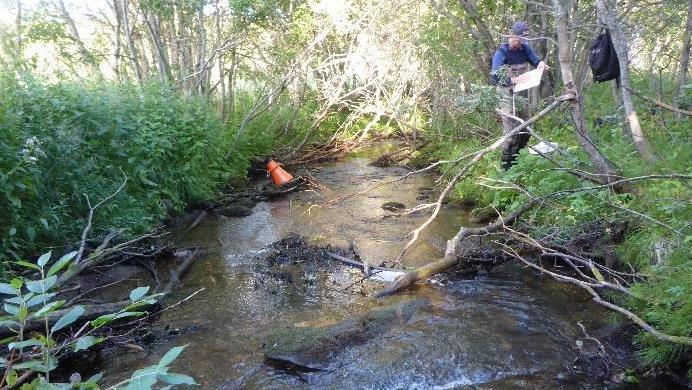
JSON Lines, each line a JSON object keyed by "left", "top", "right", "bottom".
{"left": 511, "top": 21, "right": 530, "bottom": 37}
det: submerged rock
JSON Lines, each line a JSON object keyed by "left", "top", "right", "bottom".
{"left": 381, "top": 201, "right": 406, "bottom": 211}
{"left": 264, "top": 298, "right": 429, "bottom": 371}
{"left": 218, "top": 203, "right": 254, "bottom": 217}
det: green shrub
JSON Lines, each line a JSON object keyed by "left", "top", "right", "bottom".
{"left": 0, "top": 75, "right": 272, "bottom": 268}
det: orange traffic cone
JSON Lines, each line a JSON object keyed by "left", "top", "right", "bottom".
{"left": 266, "top": 159, "right": 294, "bottom": 186}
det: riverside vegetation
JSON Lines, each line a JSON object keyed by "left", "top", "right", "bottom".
{"left": 1, "top": 0, "right": 691, "bottom": 387}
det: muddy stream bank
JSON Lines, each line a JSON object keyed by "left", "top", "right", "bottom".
{"left": 91, "top": 142, "right": 648, "bottom": 389}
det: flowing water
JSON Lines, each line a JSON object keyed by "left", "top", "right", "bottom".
{"left": 96, "top": 142, "right": 624, "bottom": 389}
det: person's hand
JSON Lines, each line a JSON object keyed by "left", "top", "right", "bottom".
{"left": 537, "top": 61, "right": 549, "bottom": 71}
{"left": 511, "top": 74, "right": 529, "bottom": 85}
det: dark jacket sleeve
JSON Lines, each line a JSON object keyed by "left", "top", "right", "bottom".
{"left": 523, "top": 43, "right": 541, "bottom": 68}
{"left": 490, "top": 49, "right": 509, "bottom": 86}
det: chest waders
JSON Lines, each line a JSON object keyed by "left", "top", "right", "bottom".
{"left": 499, "top": 63, "right": 532, "bottom": 171}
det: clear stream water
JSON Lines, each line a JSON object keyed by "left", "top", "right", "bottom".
{"left": 95, "top": 143, "right": 632, "bottom": 389}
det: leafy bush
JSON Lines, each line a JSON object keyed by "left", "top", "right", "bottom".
{"left": 0, "top": 75, "right": 274, "bottom": 268}
{"left": 0, "top": 251, "right": 194, "bottom": 389}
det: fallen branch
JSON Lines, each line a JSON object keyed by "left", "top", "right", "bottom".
{"left": 75, "top": 177, "right": 128, "bottom": 264}
{"left": 500, "top": 244, "right": 692, "bottom": 347}
{"left": 626, "top": 87, "right": 692, "bottom": 117}
{"left": 374, "top": 198, "right": 540, "bottom": 297}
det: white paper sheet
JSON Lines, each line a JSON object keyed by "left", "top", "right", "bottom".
{"left": 513, "top": 68, "right": 544, "bottom": 92}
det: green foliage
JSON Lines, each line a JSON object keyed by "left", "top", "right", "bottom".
{"left": 0, "top": 251, "right": 191, "bottom": 389}
{"left": 424, "top": 68, "right": 691, "bottom": 375}
{"left": 0, "top": 74, "right": 263, "bottom": 268}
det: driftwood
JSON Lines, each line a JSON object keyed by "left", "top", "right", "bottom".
{"left": 375, "top": 199, "right": 538, "bottom": 298}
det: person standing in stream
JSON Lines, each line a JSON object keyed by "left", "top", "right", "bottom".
{"left": 491, "top": 21, "right": 549, "bottom": 170}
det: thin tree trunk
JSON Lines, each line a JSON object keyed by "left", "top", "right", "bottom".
{"left": 112, "top": 0, "right": 123, "bottom": 81}
{"left": 197, "top": 4, "right": 207, "bottom": 95}
{"left": 596, "top": 0, "right": 657, "bottom": 162}
{"left": 143, "top": 11, "right": 172, "bottom": 83}
{"left": 675, "top": 0, "right": 692, "bottom": 106}
{"left": 553, "top": 0, "right": 620, "bottom": 182}
{"left": 215, "top": 0, "right": 227, "bottom": 119}
{"left": 120, "top": 0, "right": 143, "bottom": 85}
{"left": 57, "top": 0, "right": 102, "bottom": 76}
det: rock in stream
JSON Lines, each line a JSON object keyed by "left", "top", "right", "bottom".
{"left": 264, "top": 297, "right": 429, "bottom": 371}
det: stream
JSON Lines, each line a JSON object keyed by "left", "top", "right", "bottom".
{"left": 95, "top": 142, "right": 630, "bottom": 389}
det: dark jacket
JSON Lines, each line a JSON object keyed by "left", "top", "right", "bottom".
{"left": 490, "top": 43, "right": 541, "bottom": 86}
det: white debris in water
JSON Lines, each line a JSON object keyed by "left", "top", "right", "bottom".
{"left": 370, "top": 270, "right": 406, "bottom": 283}
{"left": 528, "top": 141, "right": 559, "bottom": 155}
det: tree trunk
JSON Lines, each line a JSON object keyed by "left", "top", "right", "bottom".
{"left": 143, "top": 11, "right": 172, "bottom": 83}
{"left": 120, "top": 0, "right": 143, "bottom": 85}
{"left": 596, "top": 0, "right": 657, "bottom": 162}
{"left": 675, "top": 0, "right": 692, "bottom": 107}
{"left": 196, "top": 4, "right": 208, "bottom": 95}
{"left": 112, "top": 0, "right": 123, "bottom": 81}
{"left": 215, "top": 0, "right": 227, "bottom": 119}
{"left": 57, "top": 0, "right": 102, "bottom": 76}
{"left": 552, "top": 0, "right": 620, "bottom": 182}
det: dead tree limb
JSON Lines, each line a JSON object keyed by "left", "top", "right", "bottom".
{"left": 374, "top": 198, "right": 540, "bottom": 298}
{"left": 75, "top": 177, "right": 128, "bottom": 264}
{"left": 626, "top": 87, "right": 692, "bottom": 117}
{"left": 501, "top": 244, "right": 692, "bottom": 347}
{"left": 392, "top": 95, "right": 572, "bottom": 265}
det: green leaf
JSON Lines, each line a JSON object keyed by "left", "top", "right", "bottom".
{"left": 15, "top": 260, "right": 40, "bottom": 271}
{"left": 13, "top": 355, "right": 58, "bottom": 372}
{"left": 51, "top": 305, "right": 84, "bottom": 333}
{"left": 33, "top": 300, "right": 65, "bottom": 317}
{"left": 121, "top": 365, "right": 159, "bottom": 390}
{"left": 5, "top": 370, "right": 17, "bottom": 386}
{"left": 90, "top": 314, "right": 116, "bottom": 327}
{"left": 158, "top": 345, "right": 187, "bottom": 368}
{"left": 26, "top": 293, "right": 57, "bottom": 307}
{"left": 115, "top": 311, "right": 146, "bottom": 320}
{"left": 10, "top": 278, "right": 22, "bottom": 289}
{"left": 25, "top": 276, "right": 58, "bottom": 294}
{"left": 4, "top": 303, "right": 19, "bottom": 316}
{"left": 8, "top": 338, "right": 43, "bottom": 350}
{"left": 47, "top": 251, "right": 77, "bottom": 277}
{"left": 129, "top": 286, "right": 150, "bottom": 302}
{"left": 73, "top": 336, "right": 103, "bottom": 352}
{"left": 37, "top": 251, "right": 52, "bottom": 267}
{"left": 590, "top": 262, "right": 605, "bottom": 283}
{"left": 0, "top": 283, "right": 18, "bottom": 295}
{"left": 39, "top": 218, "right": 49, "bottom": 230}
{"left": 157, "top": 373, "right": 196, "bottom": 386}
